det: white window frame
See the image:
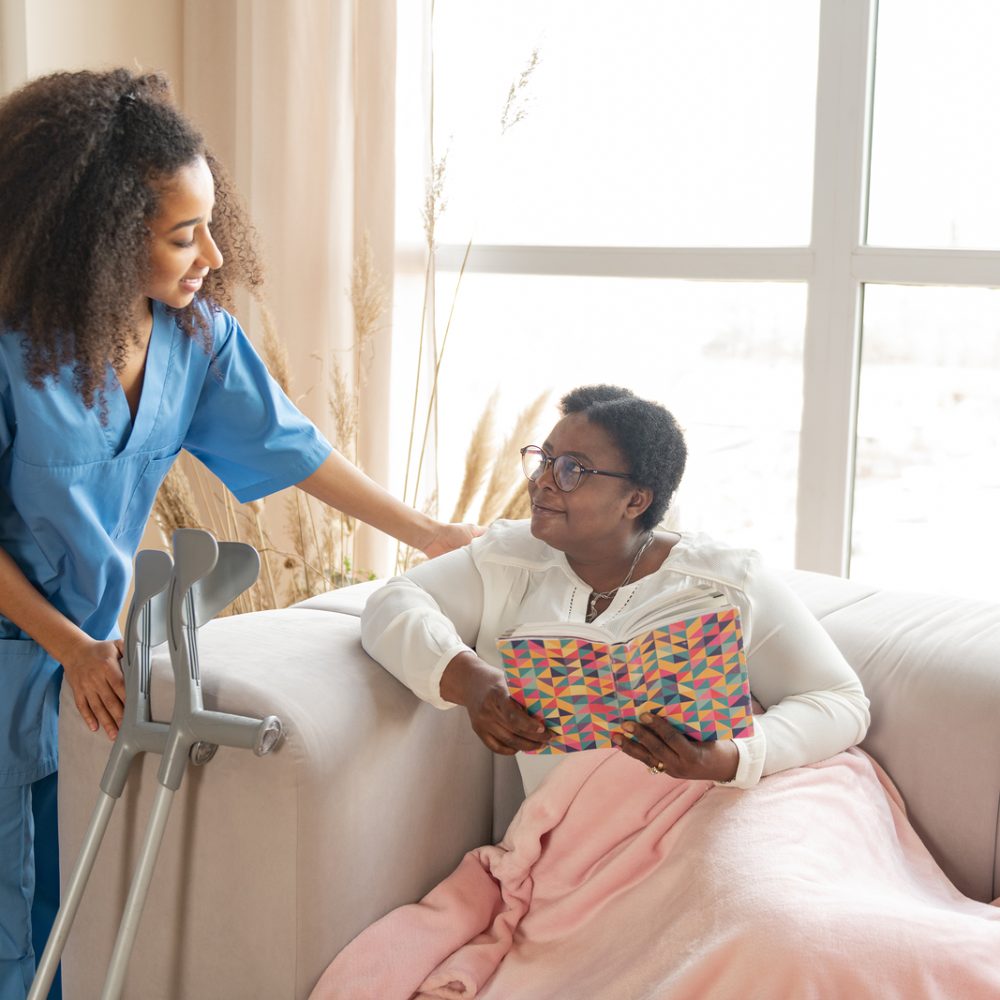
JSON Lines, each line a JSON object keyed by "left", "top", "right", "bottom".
{"left": 433, "top": 0, "right": 1000, "bottom": 577}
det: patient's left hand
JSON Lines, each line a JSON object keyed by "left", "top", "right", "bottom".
{"left": 611, "top": 713, "right": 740, "bottom": 783}
{"left": 421, "top": 521, "right": 485, "bottom": 559}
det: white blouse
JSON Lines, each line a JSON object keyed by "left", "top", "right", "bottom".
{"left": 360, "top": 520, "right": 870, "bottom": 793}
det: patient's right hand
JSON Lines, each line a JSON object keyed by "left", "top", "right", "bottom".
{"left": 440, "top": 650, "right": 552, "bottom": 755}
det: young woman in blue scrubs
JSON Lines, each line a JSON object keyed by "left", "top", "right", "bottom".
{"left": 0, "top": 68, "right": 476, "bottom": 1000}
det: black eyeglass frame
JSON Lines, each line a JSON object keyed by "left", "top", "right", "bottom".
{"left": 520, "top": 445, "right": 633, "bottom": 494}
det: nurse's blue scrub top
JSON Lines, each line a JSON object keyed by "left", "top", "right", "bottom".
{"left": 0, "top": 301, "right": 332, "bottom": 785}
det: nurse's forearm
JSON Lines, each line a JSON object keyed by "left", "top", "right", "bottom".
{"left": 296, "top": 451, "right": 481, "bottom": 558}
{"left": 0, "top": 545, "right": 92, "bottom": 663}
{"left": 296, "top": 450, "right": 436, "bottom": 548}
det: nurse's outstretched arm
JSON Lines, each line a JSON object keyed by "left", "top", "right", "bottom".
{"left": 0, "top": 545, "right": 125, "bottom": 740}
{"left": 296, "top": 451, "right": 481, "bottom": 558}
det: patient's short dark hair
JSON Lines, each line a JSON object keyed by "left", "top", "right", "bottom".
{"left": 560, "top": 385, "right": 687, "bottom": 531}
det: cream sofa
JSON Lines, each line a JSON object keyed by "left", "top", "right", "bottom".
{"left": 56, "top": 570, "right": 1000, "bottom": 998}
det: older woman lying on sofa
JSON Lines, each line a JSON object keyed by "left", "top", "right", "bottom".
{"left": 312, "top": 385, "right": 1000, "bottom": 1000}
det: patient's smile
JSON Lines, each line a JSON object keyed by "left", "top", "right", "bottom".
{"left": 531, "top": 500, "right": 563, "bottom": 515}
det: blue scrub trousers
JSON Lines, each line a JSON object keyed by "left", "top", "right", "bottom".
{"left": 0, "top": 772, "right": 61, "bottom": 1000}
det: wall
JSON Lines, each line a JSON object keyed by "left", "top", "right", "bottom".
{"left": 1, "top": 0, "right": 183, "bottom": 97}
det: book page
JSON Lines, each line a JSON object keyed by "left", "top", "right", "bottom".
{"left": 501, "top": 583, "right": 729, "bottom": 644}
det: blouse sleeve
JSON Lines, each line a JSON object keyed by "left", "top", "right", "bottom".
{"left": 724, "top": 558, "right": 871, "bottom": 788}
{"left": 360, "top": 546, "right": 486, "bottom": 709}
{"left": 184, "top": 311, "right": 333, "bottom": 502}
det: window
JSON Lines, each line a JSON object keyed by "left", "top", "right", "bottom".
{"left": 430, "top": 0, "right": 818, "bottom": 248}
{"left": 867, "top": 0, "right": 1000, "bottom": 249}
{"left": 395, "top": 0, "right": 1000, "bottom": 601}
{"left": 853, "top": 285, "right": 1000, "bottom": 595}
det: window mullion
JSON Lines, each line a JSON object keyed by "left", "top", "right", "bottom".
{"left": 432, "top": 244, "right": 813, "bottom": 282}
{"left": 852, "top": 246, "right": 1000, "bottom": 286}
{"left": 796, "top": 0, "right": 877, "bottom": 575}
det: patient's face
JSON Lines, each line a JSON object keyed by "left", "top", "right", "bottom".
{"left": 527, "top": 413, "right": 636, "bottom": 553}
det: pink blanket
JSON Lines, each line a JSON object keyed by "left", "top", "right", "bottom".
{"left": 310, "top": 749, "right": 1000, "bottom": 1000}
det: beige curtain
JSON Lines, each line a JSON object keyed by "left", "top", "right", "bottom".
{"left": 1, "top": 0, "right": 401, "bottom": 584}
{"left": 0, "top": 1, "right": 27, "bottom": 93}
{"left": 182, "top": 0, "right": 398, "bottom": 576}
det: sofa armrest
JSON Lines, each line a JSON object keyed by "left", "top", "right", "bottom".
{"left": 788, "top": 570, "right": 1000, "bottom": 903}
{"left": 58, "top": 605, "right": 495, "bottom": 999}
{"left": 293, "top": 579, "right": 384, "bottom": 617}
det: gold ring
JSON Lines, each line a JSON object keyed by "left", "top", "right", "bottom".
{"left": 649, "top": 761, "right": 666, "bottom": 775}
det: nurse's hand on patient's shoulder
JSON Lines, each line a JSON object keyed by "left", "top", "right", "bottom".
{"left": 420, "top": 521, "right": 485, "bottom": 560}
{"left": 62, "top": 638, "right": 126, "bottom": 741}
{"left": 440, "top": 650, "right": 551, "bottom": 756}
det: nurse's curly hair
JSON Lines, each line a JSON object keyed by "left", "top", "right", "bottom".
{"left": 560, "top": 385, "right": 687, "bottom": 531}
{"left": 0, "top": 68, "right": 262, "bottom": 408}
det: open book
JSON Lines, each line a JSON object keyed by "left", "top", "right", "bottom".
{"left": 497, "top": 584, "right": 754, "bottom": 754}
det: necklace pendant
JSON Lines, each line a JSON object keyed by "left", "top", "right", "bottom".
{"left": 585, "top": 531, "right": 654, "bottom": 622}
{"left": 588, "top": 588, "right": 615, "bottom": 619}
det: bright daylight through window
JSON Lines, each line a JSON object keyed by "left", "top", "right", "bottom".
{"left": 395, "top": 0, "right": 1000, "bottom": 601}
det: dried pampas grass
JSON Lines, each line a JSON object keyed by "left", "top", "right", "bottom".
{"left": 451, "top": 390, "right": 498, "bottom": 522}
{"left": 350, "top": 232, "right": 387, "bottom": 367}
{"left": 500, "top": 486, "right": 532, "bottom": 521}
{"left": 259, "top": 303, "right": 292, "bottom": 398}
{"left": 422, "top": 152, "right": 448, "bottom": 251}
{"left": 478, "top": 391, "right": 549, "bottom": 524}
{"left": 328, "top": 360, "right": 357, "bottom": 454}
{"left": 500, "top": 49, "right": 540, "bottom": 135}
{"left": 152, "top": 462, "right": 201, "bottom": 541}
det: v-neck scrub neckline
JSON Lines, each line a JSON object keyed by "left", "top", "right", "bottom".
{"left": 104, "top": 301, "right": 173, "bottom": 457}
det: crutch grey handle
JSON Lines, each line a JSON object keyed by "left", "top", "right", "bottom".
{"left": 193, "top": 710, "right": 284, "bottom": 756}
{"left": 157, "top": 711, "right": 284, "bottom": 789}
{"left": 98, "top": 548, "right": 175, "bottom": 798}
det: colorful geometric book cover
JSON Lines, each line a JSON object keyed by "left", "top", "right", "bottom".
{"left": 498, "top": 605, "right": 754, "bottom": 754}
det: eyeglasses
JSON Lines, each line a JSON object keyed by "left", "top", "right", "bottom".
{"left": 520, "top": 445, "right": 632, "bottom": 494}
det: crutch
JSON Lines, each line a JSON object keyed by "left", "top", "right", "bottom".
{"left": 28, "top": 548, "right": 175, "bottom": 1000}
{"left": 29, "top": 529, "right": 282, "bottom": 1000}
{"left": 99, "top": 528, "right": 282, "bottom": 1000}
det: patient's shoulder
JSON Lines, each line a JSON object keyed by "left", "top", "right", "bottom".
{"left": 471, "top": 519, "right": 560, "bottom": 570}
{"left": 665, "top": 531, "right": 763, "bottom": 593}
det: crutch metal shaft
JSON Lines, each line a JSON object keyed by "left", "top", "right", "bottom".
{"left": 100, "top": 784, "right": 175, "bottom": 1000}
{"left": 27, "top": 792, "right": 116, "bottom": 1000}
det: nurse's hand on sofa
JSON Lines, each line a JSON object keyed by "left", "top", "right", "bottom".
{"left": 62, "top": 637, "right": 126, "bottom": 740}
